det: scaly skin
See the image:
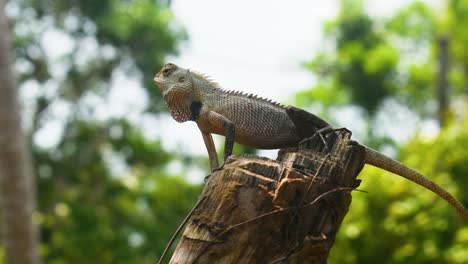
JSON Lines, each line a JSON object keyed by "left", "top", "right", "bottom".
{"left": 154, "top": 63, "right": 468, "bottom": 218}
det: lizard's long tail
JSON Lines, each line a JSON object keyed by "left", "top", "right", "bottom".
{"left": 364, "top": 146, "right": 468, "bottom": 219}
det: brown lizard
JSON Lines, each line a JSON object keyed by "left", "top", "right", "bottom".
{"left": 154, "top": 63, "right": 468, "bottom": 218}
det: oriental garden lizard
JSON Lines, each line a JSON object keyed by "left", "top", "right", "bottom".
{"left": 154, "top": 63, "right": 468, "bottom": 218}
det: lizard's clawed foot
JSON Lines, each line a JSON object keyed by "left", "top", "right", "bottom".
{"left": 204, "top": 174, "right": 211, "bottom": 182}
{"left": 212, "top": 154, "right": 231, "bottom": 172}
{"left": 208, "top": 156, "right": 229, "bottom": 176}
{"left": 300, "top": 127, "right": 349, "bottom": 152}
{"left": 212, "top": 165, "right": 223, "bottom": 172}
{"left": 211, "top": 162, "right": 226, "bottom": 173}
{"left": 205, "top": 163, "right": 225, "bottom": 182}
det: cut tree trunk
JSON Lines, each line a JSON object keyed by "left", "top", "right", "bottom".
{"left": 169, "top": 129, "right": 365, "bottom": 264}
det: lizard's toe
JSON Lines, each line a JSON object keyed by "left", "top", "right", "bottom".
{"left": 212, "top": 163, "right": 225, "bottom": 173}
{"left": 203, "top": 174, "right": 211, "bottom": 182}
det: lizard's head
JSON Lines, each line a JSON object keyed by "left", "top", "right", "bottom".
{"left": 154, "top": 63, "right": 192, "bottom": 95}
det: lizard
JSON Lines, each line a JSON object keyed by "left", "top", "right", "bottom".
{"left": 153, "top": 62, "right": 468, "bottom": 218}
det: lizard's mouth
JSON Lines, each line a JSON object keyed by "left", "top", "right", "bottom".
{"left": 153, "top": 73, "right": 167, "bottom": 86}
{"left": 154, "top": 74, "right": 175, "bottom": 96}
{"left": 153, "top": 76, "right": 163, "bottom": 85}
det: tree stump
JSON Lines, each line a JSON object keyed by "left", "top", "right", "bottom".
{"left": 169, "top": 129, "right": 365, "bottom": 263}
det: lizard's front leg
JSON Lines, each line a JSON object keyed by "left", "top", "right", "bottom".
{"left": 201, "top": 132, "right": 219, "bottom": 171}
{"left": 205, "top": 111, "right": 235, "bottom": 171}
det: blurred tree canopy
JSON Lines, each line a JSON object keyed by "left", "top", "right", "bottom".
{"left": 296, "top": 0, "right": 468, "bottom": 263}
{"left": 296, "top": 0, "right": 467, "bottom": 145}
{"left": 2, "top": 0, "right": 200, "bottom": 263}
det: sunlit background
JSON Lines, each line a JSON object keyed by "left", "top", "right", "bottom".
{"left": 1, "top": 0, "right": 467, "bottom": 263}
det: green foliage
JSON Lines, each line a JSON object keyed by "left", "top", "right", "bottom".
{"left": 297, "top": 0, "right": 468, "bottom": 119}
{"left": 444, "top": 0, "right": 468, "bottom": 95}
{"left": 330, "top": 113, "right": 468, "bottom": 263}
{"left": 96, "top": 0, "right": 187, "bottom": 110}
{"left": 403, "top": 63, "right": 436, "bottom": 107}
{"left": 32, "top": 118, "right": 203, "bottom": 262}
{"left": 295, "top": 82, "right": 350, "bottom": 108}
{"left": 303, "top": 0, "right": 398, "bottom": 115}
{"left": 297, "top": 0, "right": 468, "bottom": 142}
{"left": 387, "top": 1, "right": 436, "bottom": 41}
{"left": 13, "top": 0, "right": 185, "bottom": 109}
{"left": 384, "top": 1, "right": 440, "bottom": 113}
{"left": 39, "top": 172, "right": 201, "bottom": 263}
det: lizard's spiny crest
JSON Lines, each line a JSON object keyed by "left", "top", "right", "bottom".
{"left": 191, "top": 71, "right": 283, "bottom": 108}
{"left": 191, "top": 71, "right": 222, "bottom": 89}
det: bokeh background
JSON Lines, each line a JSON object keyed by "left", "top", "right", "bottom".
{"left": 0, "top": 0, "right": 467, "bottom": 263}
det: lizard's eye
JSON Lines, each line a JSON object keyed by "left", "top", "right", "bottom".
{"left": 163, "top": 68, "right": 170, "bottom": 75}
{"left": 178, "top": 77, "right": 185, "bottom": 82}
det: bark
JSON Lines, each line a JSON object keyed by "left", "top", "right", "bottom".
{"left": 0, "top": 2, "right": 40, "bottom": 264}
{"left": 169, "top": 129, "right": 365, "bottom": 263}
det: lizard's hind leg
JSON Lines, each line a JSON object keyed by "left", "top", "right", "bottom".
{"left": 286, "top": 105, "right": 338, "bottom": 150}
